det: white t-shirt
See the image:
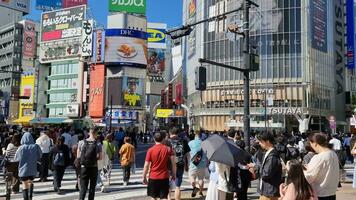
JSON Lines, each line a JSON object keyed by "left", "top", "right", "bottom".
{"left": 304, "top": 150, "right": 339, "bottom": 197}
{"left": 36, "top": 135, "right": 53, "bottom": 154}
{"left": 329, "top": 138, "right": 342, "bottom": 151}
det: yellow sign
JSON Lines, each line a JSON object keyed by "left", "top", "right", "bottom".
{"left": 156, "top": 109, "right": 174, "bottom": 118}
{"left": 18, "top": 75, "right": 35, "bottom": 120}
{"left": 147, "top": 28, "right": 166, "bottom": 43}
{"left": 124, "top": 94, "right": 141, "bottom": 107}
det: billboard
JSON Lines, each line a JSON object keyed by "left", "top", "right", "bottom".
{"left": 89, "top": 64, "right": 105, "bottom": 117}
{"left": 41, "top": 5, "right": 85, "bottom": 42}
{"left": 122, "top": 77, "right": 143, "bottom": 107}
{"left": 148, "top": 23, "right": 167, "bottom": 49}
{"left": 63, "top": 0, "right": 87, "bottom": 8}
{"left": 23, "top": 21, "right": 37, "bottom": 58}
{"left": 187, "top": 0, "right": 196, "bottom": 58}
{"left": 310, "top": 0, "right": 328, "bottom": 52}
{"left": 346, "top": 0, "right": 355, "bottom": 70}
{"left": 19, "top": 75, "right": 34, "bottom": 118}
{"left": 147, "top": 48, "right": 165, "bottom": 78}
{"left": 81, "top": 19, "right": 94, "bottom": 57}
{"left": 0, "top": 0, "right": 30, "bottom": 13}
{"left": 36, "top": 0, "right": 62, "bottom": 11}
{"left": 39, "top": 37, "right": 81, "bottom": 63}
{"left": 105, "top": 29, "right": 147, "bottom": 67}
{"left": 109, "top": 0, "right": 146, "bottom": 15}
{"left": 92, "top": 29, "right": 105, "bottom": 63}
{"left": 109, "top": 109, "right": 139, "bottom": 121}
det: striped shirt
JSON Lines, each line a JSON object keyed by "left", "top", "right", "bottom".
{"left": 5, "top": 143, "right": 19, "bottom": 162}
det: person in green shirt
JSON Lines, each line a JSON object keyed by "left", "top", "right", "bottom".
{"left": 103, "top": 134, "right": 116, "bottom": 185}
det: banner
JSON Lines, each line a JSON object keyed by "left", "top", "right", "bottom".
{"left": 81, "top": 19, "right": 93, "bottom": 57}
{"left": 36, "top": 0, "right": 62, "bottom": 11}
{"left": 39, "top": 37, "right": 81, "bottom": 63}
{"left": 188, "top": 0, "right": 196, "bottom": 58}
{"left": 108, "top": 109, "right": 139, "bottom": 121}
{"left": 105, "top": 29, "right": 147, "bottom": 67}
{"left": 346, "top": 0, "right": 355, "bottom": 70}
{"left": 19, "top": 75, "right": 34, "bottom": 118}
{"left": 63, "top": 0, "right": 87, "bottom": 8}
{"left": 147, "top": 48, "right": 165, "bottom": 79}
{"left": 92, "top": 29, "right": 105, "bottom": 63}
{"left": 148, "top": 23, "right": 167, "bottom": 49}
{"left": 109, "top": 0, "right": 146, "bottom": 15}
{"left": 122, "top": 77, "right": 143, "bottom": 107}
{"left": 41, "top": 5, "right": 86, "bottom": 42}
{"left": 175, "top": 83, "right": 183, "bottom": 105}
{"left": 310, "top": 0, "right": 328, "bottom": 52}
{"left": 156, "top": 109, "right": 185, "bottom": 118}
{"left": 89, "top": 64, "right": 105, "bottom": 117}
{"left": 0, "top": 0, "right": 30, "bottom": 13}
{"left": 23, "top": 21, "right": 37, "bottom": 58}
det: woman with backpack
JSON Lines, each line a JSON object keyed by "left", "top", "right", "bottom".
{"left": 49, "top": 136, "right": 70, "bottom": 194}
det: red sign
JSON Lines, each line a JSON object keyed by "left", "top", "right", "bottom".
{"left": 175, "top": 83, "right": 183, "bottom": 105}
{"left": 62, "top": 0, "right": 87, "bottom": 8}
{"left": 23, "top": 21, "right": 36, "bottom": 57}
{"left": 168, "top": 83, "right": 173, "bottom": 108}
{"left": 89, "top": 64, "right": 105, "bottom": 117}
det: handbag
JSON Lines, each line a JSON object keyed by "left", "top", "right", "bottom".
{"left": 191, "top": 149, "right": 203, "bottom": 166}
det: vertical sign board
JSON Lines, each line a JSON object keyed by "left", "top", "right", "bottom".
{"left": 81, "top": 19, "right": 94, "bottom": 57}
{"left": 346, "top": 0, "right": 355, "bottom": 70}
{"left": 92, "top": 29, "right": 105, "bottom": 63}
{"left": 23, "top": 21, "right": 37, "bottom": 58}
{"left": 19, "top": 75, "right": 35, "bottom": 118}
{"left": 89, "top": 64, "right": 105, "bottom": 117}
{"left": 188, "top": 0, "right": 197, "bottom": 58}
{"left": 334, "top": 0, "right": 346, "bottom": 121}
{"left": 109, "top": 0, "right": 146, "bottom": 15}
{"left": 310, "top": 0, "right": 328, "bottom": 52}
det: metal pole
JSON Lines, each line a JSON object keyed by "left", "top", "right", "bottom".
{"left": 319, "top": 96, "right": 322, "bottom": 132}
{"left": 264, "top": 92, "right": 267, "bottom": 133}
{"left": 243, "top": 0, "right": 251, "bottom": 152}
{"left": 109, "top": 95, "right": 113, "bottom": 132}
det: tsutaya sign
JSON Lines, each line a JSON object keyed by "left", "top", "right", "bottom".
{"left": 221, "top": 88, "right": 274, "bottom": 96}
{"left": 268, "top": 107, "right": 302, "bottom": 115}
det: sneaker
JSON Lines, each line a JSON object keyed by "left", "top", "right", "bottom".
{"left": 101, "top": 186, "right": 106, "bottom": 193}
{"left": 56, "top": 189, "right": 63, "bottom": 195}
{"left": 123, "top": 181, "right": 128, "bottom": 186}
{"left": 191, "top": 187, "right": 199, "bottom": 197}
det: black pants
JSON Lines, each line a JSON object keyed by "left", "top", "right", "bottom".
{"left": 5, "top": 162, "right": 20, "bottom": 192}
{"left": 123, "top": 164, "right": 131, "bottom": 182}
{"left": 39, "top": 153, "right": 49, "bottom": 180}
{"left": 53, "top": 166, "right": 66, "bottom": 190}
{"left": 79, "top": 167, "right": 98, "bottom": 200}
{"left": 318, "top": 195, "right": 336, "bottom": 200}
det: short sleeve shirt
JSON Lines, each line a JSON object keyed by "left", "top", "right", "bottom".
{"left": 145, "top": 143, "right": 173, "bottom": 180}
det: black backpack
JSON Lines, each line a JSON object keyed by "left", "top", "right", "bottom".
{"left": 80, "top": 140, "right": 98, "bottom": 167}
{"left": 170, "top": 138, "right": 185, "bottom": 167}
{"left": 53, "top": 150, "right": 65, "bottom": 167}
{"left": 225, "top": 166, "right": 241, "bottom": 193}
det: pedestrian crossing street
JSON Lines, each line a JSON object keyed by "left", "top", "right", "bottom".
{"left": 0, "top": 165, "right": 198, "bottom": 200}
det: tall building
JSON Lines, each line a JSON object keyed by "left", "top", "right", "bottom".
{"left": 183, "top": 0, "right": 352, "bottom": 132}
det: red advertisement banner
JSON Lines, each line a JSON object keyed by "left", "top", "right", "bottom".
{"left": 89, "top": 64, "right": 105, "bottom": 117}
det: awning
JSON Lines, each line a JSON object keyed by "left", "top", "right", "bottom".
{"left": 13, "top": 118, "right": 33, "bottom": 124}
{"left": 30, "top": 118, "right": 72, "bottom": 124}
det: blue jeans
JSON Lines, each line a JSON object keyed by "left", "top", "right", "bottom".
{"left": 175, "top": 166, "right": 185, "bottom": 187}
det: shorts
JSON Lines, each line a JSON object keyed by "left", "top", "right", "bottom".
{"left": 189, "top": 168, "right": 205, "bottom": 182}
{"left": 20, "top": 176, "right": 34, "bottom": 181}
{"left": 147, "top": 179, "right": 170, "bottom": 199}
{"left": 175, "top": 166, "right": 185, "bottom": 187}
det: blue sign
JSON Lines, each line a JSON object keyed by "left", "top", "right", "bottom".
{"left": 36, "top": 0, "right": 62, "bottom": 11}
{"left": 346, "top": 0, "right": 355, "bottom": 70}
{"left": 310, "top": 0, "right": 328, "bottom": 52}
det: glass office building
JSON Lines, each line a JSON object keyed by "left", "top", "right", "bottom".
{"left": 183, "top": 0, "right": 348, "bottom": 131}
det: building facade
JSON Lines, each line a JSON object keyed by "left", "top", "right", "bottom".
{"left": 183, "top": 0, "right": 351, "bottom": 132}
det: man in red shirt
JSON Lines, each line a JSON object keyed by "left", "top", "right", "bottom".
{"left": 143, "top": 131, "right": 176, "bottom": 199}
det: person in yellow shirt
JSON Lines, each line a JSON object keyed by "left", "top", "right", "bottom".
{"left": 119, "top": 137, "right": 135, "bottom": 186}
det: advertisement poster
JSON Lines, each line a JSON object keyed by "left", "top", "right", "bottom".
{"left": 109, "top": 109, "right": 139, "bottom": 121}
{"left": 109, "top": 0, "right": 146, "bottom": 15}
{"left": 36, "top": 0, "right": 62, "bottom": 11}
{"left": 19, "top": 75, "right": 34, "bottom": 118}
{"left": 147, "top": 48, "right": 165, "bottom": 78}
{"left": 92, "top": 29, "right": 105, "bottom": 63}
{"left": 23, "top": 21, "right": 37, "bottom": 58}
{"left": 89, "top": 64, "right": 105, "bottom": 117}
{"left": 41, "top": 5, "right": 85, "bottom": 42}
{"left": 122, "top": 77, "right": 143, "bottom": 107}
{"left": 81, "top": 19, "right": 93, "bottom": 57}
{"left": 346, "top": 0, "right": 355, "bottom": 70}
{"left": 175, "top": 83, "right": 183, "bottom": 105}
{"left": 310, "top": 0, "right": 328, "bottom": 52}
{"left": 63, "top": 0, "right": 87, "bottom": 8}
{"left": 39, "top": 38, "right": 81, "bottom": 63}
{"left": 0, "top": 0, "right": 30, "bottom": 13}
{"left": 188, "top": 0, "right": 196, "bottom": 58}
{"left": 148, "top": 23, "right": 167, "bottom": 49}
{"left": 105, "top": 29, "right": 147, "bottom": 67}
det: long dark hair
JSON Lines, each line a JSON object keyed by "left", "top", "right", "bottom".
{"left": 287, "top": 160, "right": 314, "bottom": 200}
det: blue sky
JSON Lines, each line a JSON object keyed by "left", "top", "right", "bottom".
{"left": 26, "top": 0, "right": 183, "bottom": 28}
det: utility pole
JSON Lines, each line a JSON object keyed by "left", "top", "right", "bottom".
{"left": 109, "top": 95, "right": 113, "bottom": 132}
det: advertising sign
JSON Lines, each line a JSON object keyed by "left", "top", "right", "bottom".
{"left": 346, "top": 0, "right": 355, "bottom": 70}
{"left": 109, "top": 109, "right": 139, "bottom": 121}
{"left": 188, "top": 0, "right": 196, "bottom": 58}
{"left": 36, "top": 0, "right": 62, "bottom": 11}
{"left": 23, "top": 21, "right": 37, "bottom": 58}
{"left": 148, "top": 23, "right": 167, "bottom": 49}
{"left": 89, "top": 64, "right": 105, "bottom": 117}
{"left": 67, "top": 103, "right": 79, "bottom": 117}
{"left": 175, "top": 83, "right": 183, "bottom": 105}
{"left": 122, "top": 77, "right": 143, "bottom": 107}
{"left": 310, "top": 0, "right": 327, "bottom": 52}
{"left": 19, "top": 75, "right": 34, "bottom": 118}
{"left": 81, "top": 19, "right": 93, "bottom": 57}
{"left": 156, "top": 109, "right": 185, "bottom": 118}
{"left": 63, "top": 0, "right": 87, "bottom": 8}
{"left": 147, "top": 48, "right": 165, "bottom": 78}
{"left": 92, "top": 29, "right": 105, "bottom": 63}
{"left": 0, "top": 0, "right": 30, "bottom": 13}
{"left": 109, "top": 0, "right": 146, "bottom": 15}
{"left": 105, "top": 29, "right": 147, "bottom": 67}
{"left": 41, "top": 5, "right": 85, "bottom": 42}
{"left": 39, "top": 37, "right": 81, "bottom": 63}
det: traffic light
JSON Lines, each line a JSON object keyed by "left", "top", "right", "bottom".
{"left": 195, "top": 66, "right": 206, "bottom": 91}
